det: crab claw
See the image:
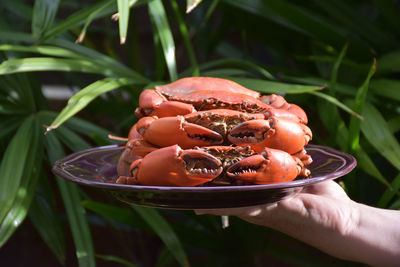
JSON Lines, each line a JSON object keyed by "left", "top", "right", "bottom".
{"left": 260, "top": 94, "right": 308, "bottom": 124}
{"left": 117, "top": 139, "right": 158, "bottom": 177}
{"left": 117, "top": 145, "right": 222, "bottom": 186}
{"left": 135, "top": 89, "right": 195, "bottom": 118}
{"left": 265, "top": 107, "right": 305, "bottom": 124}
{"left": 226, "top": 148, "right": 306, "bottom": 184}
{"left": 228, "top": 117, "right": 312, "bottom": 155}
{"left": 136, "top": 116, "right": 224, "bottom": 149}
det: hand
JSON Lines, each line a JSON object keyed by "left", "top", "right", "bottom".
{"left": 195, "top": 180, "right": 400, "bottom": 266}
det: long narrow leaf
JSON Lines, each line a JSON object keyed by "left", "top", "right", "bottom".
{"left": 183, "top": 58, "right": 276, "bottom": 80}
{"left": 0, "top": 31, "right": 37, "bottom": 43}
{"left": 0, "top": 44, "right": 85, "bottom": 59}
{"left": 32, "top": 0, "right": 60, "bottom": 38}
{"left": 227, "top": 77, "right": 322, "bottom": 94}
{"left": 312, "top": 1, "right": 396, "bottom": 50}
{"left": 171, "top": 0, "right": 199, "bottom": 76}
{"left": 0, "top": 115, "right": 42, "bottom": 246}
{"left": 326, "top": 42, "right": 349, "bottom": 137}
{"left": 0, "top": 43, "right": 149, "bottom": 82}
{"left": 186, "top": 0, "right": 202, "bottom": 13}
{"left": 348, "top": 59, "right": 376, "bottom": 151}
{"left": 117, "top": 0, "right": 130, "bottom": 44}
{"left": 82, "top": 201, "right": 151, "bottom": 232}
{"left": 148, "top": 0, "right": 177, "bottom": 81}
{"left": 225, "top": 0, "right": 369, "bottom": 55}
{"left": 131, "top": 206, "right": 188, "bottom": 267}
{"left": 47, "top": 77, "right": 137, "bottom": 132}
{"left": 45, "top": 133, "right": 95, "bottom": 267}
{"left": 42, "top": 0, "right": 115, "bottom": 41}
{"left": 361, "top": 103, "right": 400, "bottom": 171}
{"left": 96, "top": 254, "right": 137, "bottom": 267}
{"left": 388, "top": 116, "right": 400, "bottom": 134}
{"left": 354, "top": 147, "right": 391, "bottom": 187}
{"left": 310, "top": 92, "right": 362, "bottom": 119}
{"left": 369, "top": 79, "right": 400, "bottom": 102}
{"left": 0, "top": 57, "right": 112, "bottom": 75}
{"left": 0, "top": 115, "right": 39, "bottom": 223}
{"left": 377, "top": 173, "right": 400, "bottom": 208}
{"left": 39, "top": 110, "right": 112, "bottom": 145}
{"left": 376, "top": 50, "right": 400, "bottom": 74}
{"left": 29, "top": 174, "right": 66, "bottom": 264}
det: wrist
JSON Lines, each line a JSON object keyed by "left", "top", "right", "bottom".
{"left": 347, "top": 203, "right": 400, "bottom": 266}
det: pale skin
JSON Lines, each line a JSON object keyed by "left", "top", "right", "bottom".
{"left": 195, "top": 180, "right": 400, "bottom": 267}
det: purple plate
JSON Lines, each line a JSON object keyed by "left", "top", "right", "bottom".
{"left": 52, "top": 144, "right": 356, "bottom": 209}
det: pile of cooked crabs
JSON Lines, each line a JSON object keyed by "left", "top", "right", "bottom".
{"left": 116, "top": 77, "right": 313, "bottom": 187}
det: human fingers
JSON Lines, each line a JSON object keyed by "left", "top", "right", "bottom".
{"left": 195, "top": 202, "right": 278, "bottom": 217}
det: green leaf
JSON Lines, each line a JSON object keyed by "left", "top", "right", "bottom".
{"left": 354, "top": 147, "right": 390, "bottom": 187}
{"left": 131, "top": 206, "right": 188, "bottom": 267}
{"left": 376, "top": 50, "right": 400, "bottom": 74}
{"left": 348, "top": 59, "right": 376, "bottom": 151}
{"left": 326, "top": 42, "right": 349, "bottom": 137}
{"left": 82, "top": 201, "right": 151, "bottom": 231}
{"left": 76, "top": 0, "right": 120, "bottom": 43}
{"left": 388, "top": 116, "right": 400, "bottom": 134}
{"left": 96, "top": 254, "right": 138, "bottom": 267}
{"left": 186, "top": 0, "right": 202, "bottom": 13}
{"left": 0, "top": 31, "right": 37, "bottom": 43}
{"left": 369, "top": 79, "right": 400, "bottom": 102}
{"left": 117, "top": 0, "right": 131, "bottom": 44}
{"left": 194, "top": 59, "right": 276, "bottom": 80}
{"left": 224, "top": 0, "right": 368, "bottom": 54}
{"left": 389, "top": 198, "right": 400, "bottom": 210}
{"left": 0, "top": 116, "right": 24, "bottom": 139}
{"left": 29, "top": 175, "right": 66, "bottom": 264}
{"left": 0, "top": 57, "right": 140, "bottom": 78}
{"left": 226, "top": 77, "right": 322, "bottom": 94}
{"left": 32, "top": 0, "right": 60, "bottom": 38}
{"left": 47, "top": 77, "right": 137, "bottom": 132}
{"left": 0, "top": 115, "right": 42, "bottom": 246}
{"left": 361, "top": 103, "right": 400, "bottom": 171}
{"left": 171, "top": 0, "right": 199, "bottom": 76}
{"left": 311, "top": 1, "right": 396, "bottom": 50}
{"left": 0, "top": 43, "right": 149, "bottom": 82}
{"left": 377, "top": 173, "right": 400, "bottom": 208}
{"left": 310, "top": 91, "right": 362, "bottom": 120}
{"left": 148, "top": 0, "right": 177, "bottom": 81}
{"left": 45, "top": 133, "right": 95, "bottom": 267}
{"left": 0, "top": 115, "right": 41, "bottom": 224}
{"left": 42, "top": 0, "right": 115, "bottom": 41}
{"left": 55, "top": 126, "right": 92, "bottom": 151}
{"left": 47, "top": 111, "right": 112, "bottom": 143}
{"left": 0, "top": 44, "right": 85, "bottom": 59}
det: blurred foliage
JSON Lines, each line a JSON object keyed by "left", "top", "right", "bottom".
{"left": 0, "top": 0, "right": 399, "bottom": 266}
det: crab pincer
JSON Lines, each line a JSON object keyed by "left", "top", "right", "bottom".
{"left": 260, "top": 94, "right": 308, "bottom": 124}
{"left": 135, "top": 89, "right": 196, "bottom": 118}
{"left": 116, "top": 145, "right": 223, "bottom": 186}
{"left": 228, "top": 117, "right": 312, "bottom": 155}
{"left": 135, "top": 115, "right": 224, "bottom": 149}
{"left": 226, "top": 147, "right": 310, "bottom": 184}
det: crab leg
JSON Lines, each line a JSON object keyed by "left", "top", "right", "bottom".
{"left": 226, "top": 147, "right": 309, "bottom": 184}
{"left": 116, "top": 145, "right": 223, "bottom": 186}
{"left": 136, "top": 116, "right": 224, "bottom": 149}
{"left": 228, "top": 117, "right": 312, "bottom": 155}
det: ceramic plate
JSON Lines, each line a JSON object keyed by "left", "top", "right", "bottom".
{"left": 52, "top": 144, "right": 356, "bottom": 209}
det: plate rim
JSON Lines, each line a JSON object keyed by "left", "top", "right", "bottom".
{"left": 52, "top": 144, "right": 357, "bottom": 193}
